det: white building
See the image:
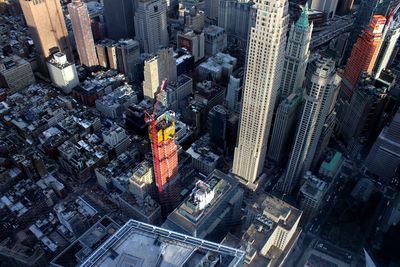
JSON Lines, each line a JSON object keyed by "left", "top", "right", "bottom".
{"left": 280, "top": 5, "right": 312, "bottom": 100}
{"left": 143, "top": 47, "right": 177, "bottom": 99}
{"left": 232, "top": 0, "right": 289, "bottom": 186}
{"left": 282, "top": 56, "right": 339, "bottom": 193}
{"left": 134, "top": 0, "right": 169, "bottom": 53}
{"left": 47, "top": 52, "right": 79, "bottom": 94}
{"left": 374, "top": 22, "right": 400, "bottom": 79}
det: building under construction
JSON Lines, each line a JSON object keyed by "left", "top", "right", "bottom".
{"left": 145, "top": 79, "right": 180, "bottom": 216}
{"left": 150, "top": 111, "right": 178, "bottom": 192}
{"left": 149, "top": 110, "right": 180, "bottom": 217}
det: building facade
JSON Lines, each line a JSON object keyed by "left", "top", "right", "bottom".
{"left": 340, "top": 15, "right": 386, "bottom": 100}
{"left": 134, "top": 0, "right": 168, "bottom": 54}
{"left": 20, "top": 0, "right": 73, "bottom": 61}
{"left": 143, "top": 48, "right": 177, "bottom": 99}
{"left": 267, "top": 93, "right": 302, "bottom": 166}
{"left": 232, "top": 0, "right": 289, "bottom": 186}
{"left": 47, "top": 52, "right": 79, "bottom": 94}
{"left": 282, "top": 56, "right": 339, "bottom": 193}
{"left": 103, "top": 0, "right": 135, "bottom": 40}
{"left": 280, "top": 5, "right": 312, "bottom": 100}
{"left": 68, "top": 0, "right": 98, "bottom": 67}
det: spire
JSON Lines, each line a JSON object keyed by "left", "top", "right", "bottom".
{"left": 295, "top": 3, "right": 309, "bottom": 29}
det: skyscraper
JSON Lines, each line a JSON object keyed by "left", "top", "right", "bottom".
{"left": 280, "top": 5, "right": 312, "bottom": 100}
{"left": 267, "top": 93, "right": 302, "bottom": 166}
{"left": 374, "top": 17, "right": 400, "bottom": 79}
{"left": 148, "top": 110, "right": 180, "bottom": 216}
{"left": 68, "top": 0, "right": 98, "bottom": 67}
{"left": 282, "top": 56, "right": 339, "bottom": 193}
{"left": 103, "top": 0, "right": 135, "bottom": 40}
{"left": 232, "top": 0, "right": 289, "bottom": 186}
{"left": 143, "top": 47, "right": 177, "bottom": 99}
{"left": 340, "top": 15, "right": 386, "bottom": 100}
{"left": 116, "top": 39, "right": 141, "bottom": 82}
{"left": 19, "top": 0, "right": 72, "bottom": 61}
{"left": 134, "top": 0, "right": 169, "bottom": 54}
{"left": 364, "top": 108, "right": 400, "bottom": 183}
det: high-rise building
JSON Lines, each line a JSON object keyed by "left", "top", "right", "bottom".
{"left": 232, "top": 0, "right": 289, "bottom": 186}
{"left": 280, "top": 5, "right": 312, "bottom": 100}
{"left": 282, "top": 56, "right": 339, "bottom": 193}
{"left": 309, "top": 0, "right": 338, "bottom": 19}
{"left": 208, "top": 105, "right": 238, "bottom": 152}
{"left": 163, "top": 170, "right": 243, "bottom": 241}
{"left": 116, "top": 39, "right": 140, "bottom": 82}
{"left": 47, "top": 52, "right": 79, "bottom": 94}
{"left": 345, "top": 0, "right": 392, "bottom": 65}
{"left": 68, "top": 0, "right": 98, "bottom": 67}
{"left": 340, "top": 76, "right": 389, "bottom": 142}
{"left": 181, "top": 6, "right": 205, "bottom": 32}
{"left": 134, "top": 0, "right": 169, "bottom": 54}
{"left": 374, "top": 18, "right": 400, "bottom": 79}
{"left": 204, "top": 0, "right": 220, "bottom": 23}
{"left": 103, "top": 0, "right": 135, "bottom": 40}
{"left": 218, "top": 0, "right": 254, "bottom": 48}
{"left": 225, "top": 67, "right": 244, "bottom": 113}
{"left": 340, "top": 15, "right": 386, "bottom": 100}
{"left": 19, "top": 0, "right": 73, "bottom": 61}
{"left": 177, "top": 30, "right": 205, "bottom": 62}
{"left": 148, "top": 110, "right": 179, "bottom": 216}
{"left": 364, "top": 108, "right": 400, "bottom": 183}
{"left": 267, "top": 93, "right": 302, "bottom": 166}
{"left": 143, "top": 47, "right": 177, "bottom": 99}
{"left": 95, "top": 39, "right": 118, "bottom": 70}
{"left": 149, "top": 111, "right": 178, "bottom": 190}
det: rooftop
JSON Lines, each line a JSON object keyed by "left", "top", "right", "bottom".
{"left": 81, "top": 220, "right": 245, "bottom": 267}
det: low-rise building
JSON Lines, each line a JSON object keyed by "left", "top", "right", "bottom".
{"left": 80, "top": 219, "right": 245, "bottom": 267}
{"left": 186, "top": 135, "right": 221, "bottom": 175}
{"left": 0, "top": 55, "right": 35, "bottom": 94}
{"left": 163, "top": 170, "right": 243, "bottom": 241}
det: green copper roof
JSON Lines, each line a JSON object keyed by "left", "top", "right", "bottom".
{"left": 295, "top": 4, "right": 309, "bottom": 29}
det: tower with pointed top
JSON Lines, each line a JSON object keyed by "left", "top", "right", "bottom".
{"left": 68, "top": 0, "right": 98, "bottom": 67}
{"left": 232, "top": 0, "right": 289, "bottom": 186}
{"left": 280, "top": 4, "right": 313, "bottom": 100}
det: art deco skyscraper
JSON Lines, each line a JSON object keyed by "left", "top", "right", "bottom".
{"left": 280, "top": 5, "right": 312, "bottom": 100}
{"left": 282, "top": 56, "right": 339, "bottom": 193}
{"left": 20, "top": 0, "right": 72, "bottom": 61}
{"left": 68, "top": 0, "right": 98, "bottom": 67}
{"left": 232, "top": 0, "right": 289, "bottom": 186}
{"left": 134, "top": 0, "right": 169, "bottom": 53}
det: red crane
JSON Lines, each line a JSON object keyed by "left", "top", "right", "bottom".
{"left": 144, "top": 79, "right": 168, "bottom": 192}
